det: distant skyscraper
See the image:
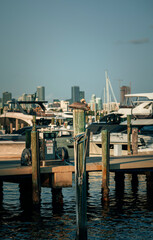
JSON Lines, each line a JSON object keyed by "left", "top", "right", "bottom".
{"left": 2, "top": 92, "right": 12, "bottom": 107}
{"left": 120, "top": 86, "right": 131, "bottom": 105}
{"left": 37, "top": 86, "right": 45, "bottom": 101}
{"left": 96, "top": 97, "right": 102, "bottom": 111}
{"left": 79, "top": 91, "right": 85, "bottom": 101}
{"left": 71, "top": 86, "right": 80, "bottom": 103}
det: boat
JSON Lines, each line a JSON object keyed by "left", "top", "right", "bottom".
{"left": 88, "top": 92, "right": 153, "bottom": 156}
{"left": 117, "top": 92, "right": 153, "bottom": 118}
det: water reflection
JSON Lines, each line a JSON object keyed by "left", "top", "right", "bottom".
{"left": 0, "top": 172, "right": 153, "bottom": 239}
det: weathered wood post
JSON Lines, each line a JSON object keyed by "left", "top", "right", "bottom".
{"left": 31, "top": 116, "right": 40, "bottom": 205}
{"left": 127, "top": 115, "right": 131, "bottom": 155}
{"left": 102, "top": 130, "right": 110, "bottom": 202}
{"left": 131, "top": 173, "right": 138, "bottom": 193}
{"left": 114, "top": 172, "right": 125, "bottom": 198}
{"left": 146, "top": 172, "right": 153, "bottom": 204}
{"left": 132, "top": 128, "right": 138, "bottom": 155}
{"left": 69, "top": 102, "right": 88, "bottom": 240}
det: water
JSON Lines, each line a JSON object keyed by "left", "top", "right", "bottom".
{"left": 0, "top": 172, "right": 153, "bottom": 239}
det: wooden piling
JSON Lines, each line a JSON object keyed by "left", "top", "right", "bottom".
{"left": 19, "top": 181, "right": 32, "bottom": 211}
{"left": 114, "top": 172, "right": 125, "bottom": 198}
{"left": 102, "top": 130, "right": 110, "bottom": 202}
{"left": 146, "top": 172, "right": 153, "bottom": 206}
{"left": 31, "top": 116, "right": 40, "bottom": 205}
{"left": 127, "top": 115, "right": 131, "bottom": 155}
{"left": 131, "top": 173, "right": 138, "bottom": 193}
{"left": 69, "top": 102, "right": 88, "bottom": 240}
{"left": 132, "top": 128, "right": 138, "bottom": 155}
{"left": 51, "top": 187, "right": 63, "bottom": 211}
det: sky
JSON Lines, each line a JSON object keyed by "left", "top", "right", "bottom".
{"left": 0, "top": 0, "right": 153, "bottom": 103}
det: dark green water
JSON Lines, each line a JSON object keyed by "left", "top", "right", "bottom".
{"left": 0, "top": 172, "right": 153, "bottom": 239}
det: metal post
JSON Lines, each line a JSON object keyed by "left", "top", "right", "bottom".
{"left": 31, "top": 116, "right": 40, "bottom": 205}
{"left": 70, "top": 102, "right": 88, "bottom": 240}
{"left": 127, "top": 115, "right": 131, "bottom": 155}
{"left": 102, "top": 130, "right": 110, "bottom": 202}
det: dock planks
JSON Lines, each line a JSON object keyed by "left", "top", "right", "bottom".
{"left": 1, "top": 155, "right": 153, "bottom": 179}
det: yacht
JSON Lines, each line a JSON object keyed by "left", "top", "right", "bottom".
{"left": 118, "top": 92, "right": 153, "bottom": 118}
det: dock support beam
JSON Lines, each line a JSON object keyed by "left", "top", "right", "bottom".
{"left": 52, "top": 187, "right": 63, "bottom": 212}
{"left": 102, "top": 130, "right": 110, "bottom": 202}
{"left": 31, "top": 116, "right": 40, "bottom": 205}
{"left": 131, "top": 173, "right": 138, "bottom": 193}
{"left": 115, "top": 172, "right": 125, "bottom": 198}
{"left": 19, "top": 181, "right": 32, "bottom": 211}
{"left": 127, "top": 115, "right": 131, "bottom": 155}
{"left": 146, "top": 172, "right": 153, "bottom": 204}
{"left": 70, "top": 102, "right": 88, "bottom": 240}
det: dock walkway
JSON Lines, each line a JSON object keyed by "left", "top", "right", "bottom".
{"left": 1, "top": 154, "right": 153, "bottom": 188}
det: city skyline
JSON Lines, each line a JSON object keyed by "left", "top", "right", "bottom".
{"left": 0, "top": 1, "right": 153, "bottom": 102}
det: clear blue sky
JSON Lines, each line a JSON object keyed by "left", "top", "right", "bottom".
{"left": 0, "top": 0, "right": 153, "bottom": 103}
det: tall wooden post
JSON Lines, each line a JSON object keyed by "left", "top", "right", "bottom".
{"left": 146, "top": 172, "right": 153, "bottom": 204}
{"left": 31, "top": 116, "right": 40, "bottom": 205}
{"left": 131, "top": 173, "right": 138, "bottom": 193}
{"left": 127, "top": 115, "right": 131, "bottom": 155}
{"left": 114, "top": 172, "right": 125, "bottom": 198}
{"left": 132, "top": 128, "right": 138, "bottom": 155}
{"left": 102, "top": 130, "right": 110, "bottom": 202}
{"left": 69, "top": 102, "right": 88, "bottom": 240}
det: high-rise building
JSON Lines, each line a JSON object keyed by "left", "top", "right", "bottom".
{"left": 2, "top": 92, "right": 12, "bottom": 107}
{"left": 96, "top": 97, "right": 102, "bottom": 111}
{"left": 79, "top": 91, "right": 85, "bottom": 101}
{"left": 90, "top": 94, "right": 102, "bottom": 112}
{"left": 37, "top": 86, "right": 45, "bottom": 101}
{"left": 120, "top": 86, "right": 131, "bottom": 105}
{"left": 71, "top": 86, "right": 80, "bottom": 103}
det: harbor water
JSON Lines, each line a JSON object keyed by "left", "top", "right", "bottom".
{"left": 0, "top": 172, "right": 153, "bottom": 239}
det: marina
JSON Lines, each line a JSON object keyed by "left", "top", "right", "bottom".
{"left": 1, "top": 92, "right": 153, "bottom": 239}
{"left": 1, "top": 1, "right": 153, "bottom": 238}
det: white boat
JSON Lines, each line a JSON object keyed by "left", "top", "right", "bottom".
{"left": 118, "top": 92, "right": 153, "bottom": 118}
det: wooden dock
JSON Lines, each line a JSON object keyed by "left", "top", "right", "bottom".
{"left": 1, "top": 154, "right": 153, "bottom": 187}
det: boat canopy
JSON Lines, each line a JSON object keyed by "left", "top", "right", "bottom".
{"left": 125, "top": 93, "right": 153, "bottom": 100}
